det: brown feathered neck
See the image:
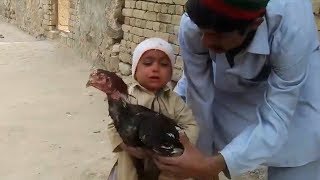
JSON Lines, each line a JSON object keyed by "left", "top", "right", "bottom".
{"left": 107, "top": 71, "right": 128, "bottom": 95}
{"left": 107, "top": 90, "right": 129, "bottom": 102}
{"left": 103, "top": 71, "right": 129, "bottom": 102}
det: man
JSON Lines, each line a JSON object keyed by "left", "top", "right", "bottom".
{"left": 154, "top": 0, "right": 320, "bottom": 179}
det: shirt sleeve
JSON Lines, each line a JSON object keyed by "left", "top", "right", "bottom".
{"left": 172, "top": 92, "right": 199, "bottom": 145}
{"left": 178, "top": 14, "right": 216, "bottom": 155}
{"left": 107, "top": 120, "right": 123, "bottom": 152}
{"left": 173, "top": 71, "right": 187, "bottom": 98}
{"left": 220, "top": 2, "right": 318, "bottom": 176}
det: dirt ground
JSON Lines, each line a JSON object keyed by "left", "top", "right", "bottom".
{"left": 0, "top": 20, "right": 266, "bottom": 180}
{"left": 0, "top": 21, "right": 116, "bottom": 180}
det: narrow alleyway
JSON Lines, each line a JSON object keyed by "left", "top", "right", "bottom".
{"left": 0, "top": 21, "right": 114, "bottom": 180}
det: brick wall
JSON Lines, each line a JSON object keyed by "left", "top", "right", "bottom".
{"left": 52, "top": 0, "right": 124, "bottom": 73}
{"left": 118, "top": 0, "right": 186, "bottom": 82}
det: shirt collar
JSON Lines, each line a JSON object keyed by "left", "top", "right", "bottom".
{"left": 246, "top": 17, "right": 270, "bottom": 55}
{"left": 131, "top": 79, "right": 171, "bottom": 95}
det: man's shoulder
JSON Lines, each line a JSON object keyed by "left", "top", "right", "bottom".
{"left": 179, "top": 14, "right": 209, "bottom": 53}
{"left": 180, "top": 14, "right": 201, "bottom": 34}
{"left": 265, "top": 0, "right": 314, "bottom": 36}
{"left": 266, "top": 0, "right": 310, "bottom": 15}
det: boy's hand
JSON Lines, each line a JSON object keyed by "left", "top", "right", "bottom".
{"left": 120, "top": 143, "right": 148, "bottom": 159}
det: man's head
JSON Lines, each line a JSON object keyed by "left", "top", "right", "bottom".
{"left": 185, "top": 0, "right": 269, "bottom": 53}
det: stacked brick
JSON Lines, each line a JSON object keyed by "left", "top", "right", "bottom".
{"left": 119, "top": 0, "right": 186, "bottom": 82}
{"left": 46, "top": 0, "right": 76, "bottom": 47}
{"left": 65, "top": 0, "right": 78, "bottom": 47}
{"left": 58, "top": 0, "right": 123, "bottom": 73}
{"left": 2, "top": 0, "right": 55, "bottom": 36}
{"left": 42, "top": 0, "right": 57, "bottom": 31}
{"left": 3, "top": 0, "right": 16, "bottom": 21}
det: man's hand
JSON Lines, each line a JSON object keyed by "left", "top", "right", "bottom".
{"left": 153, "top": 133, "right": 227, "bottom": 179}
{"left": 120, "top": 143, "right": 148, "bottom": 159}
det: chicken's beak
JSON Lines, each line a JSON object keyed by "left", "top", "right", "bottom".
{"left": 86, "top": 80, "right": 92, "bottom": 88}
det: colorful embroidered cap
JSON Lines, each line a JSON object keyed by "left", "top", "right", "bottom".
{"left": 202, "top": 0, "right": 269, "bottom": 20}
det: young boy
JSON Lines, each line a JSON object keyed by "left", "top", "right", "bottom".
{"left": 107, "top": 38, "right": 200, "bottom": 180}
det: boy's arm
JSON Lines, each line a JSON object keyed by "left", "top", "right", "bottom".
{"left": 173, "top": 92, "right": 199, "bottom": 145}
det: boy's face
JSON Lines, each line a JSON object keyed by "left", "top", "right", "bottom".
{"left": 135, "top": 49, "right": 172, "bottom": 93}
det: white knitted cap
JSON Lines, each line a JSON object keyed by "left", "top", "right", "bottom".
{"left": 132, "top": 37, "right": 175, "bottom": 77}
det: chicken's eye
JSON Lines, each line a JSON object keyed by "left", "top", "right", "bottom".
{"left": 97, "top": 74, "right": 107, "bottom": 80}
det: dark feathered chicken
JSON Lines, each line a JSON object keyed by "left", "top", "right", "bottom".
{"left": 86, "top": 69, "right": 184, "bottom": 179}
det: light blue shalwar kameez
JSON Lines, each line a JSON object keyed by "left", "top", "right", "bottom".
{"left": 174, "top": 0, "right": 320, "bottom": 179}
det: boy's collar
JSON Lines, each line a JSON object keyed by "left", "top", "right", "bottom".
{"left": 131, "top": 79, "right": 171, "bottom": 95}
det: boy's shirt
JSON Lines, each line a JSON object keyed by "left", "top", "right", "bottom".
{"left": 107, "top": 80, "right": 199, "bottom": 154}
{"left": 106, "top": 80, "right": 199, "bottom": 180}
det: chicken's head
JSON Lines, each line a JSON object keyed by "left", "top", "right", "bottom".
{"left": 86, "top": 69, "right": 128, "bottom": 95}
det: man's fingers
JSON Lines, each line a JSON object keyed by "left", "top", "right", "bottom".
{"left": 154, "top": 158, "right": 181, "bottom": 173}
{"left": 144, "top": 150, "right": 154, "bottom": 157}
{"left": 154, "top": 159, "right": 189, "bottom": 179}
{"left": 179, "top": 132, "right": 191, "bottom": 147}
{"left": 153, "top": 158, "right": 172, "bottom": 171}
{"left": 154, "top": 155, "right": 180, "bottom": 166}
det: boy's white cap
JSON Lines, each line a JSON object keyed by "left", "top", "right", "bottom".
{"left": 132, "top": 37, "right": 175, "bottom": 76}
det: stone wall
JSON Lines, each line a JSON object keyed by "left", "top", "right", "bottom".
{"left": 0, "top": 0, "right": 124, "bottom": 73}
{"left": 0, "top": 0, "right": 56, "bottom": 36}
{"left": 118, "top": 0, "right": 186, "bottom": 81}
{"left": 62, "top": 0, "right": 124, "bottom": 72}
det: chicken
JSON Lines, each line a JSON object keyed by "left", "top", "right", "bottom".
{"left": 86, "top": 69, "right": 184, "bottom": 179}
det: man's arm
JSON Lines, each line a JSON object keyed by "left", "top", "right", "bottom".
{"left": 179, "top": 13, "right": 216, "bottom": 155}
{"left": 174, "top": 71, "right": 187, "bottom": 102}
{"left": 220, "top": 1, "right": 318, "bottom": 177}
